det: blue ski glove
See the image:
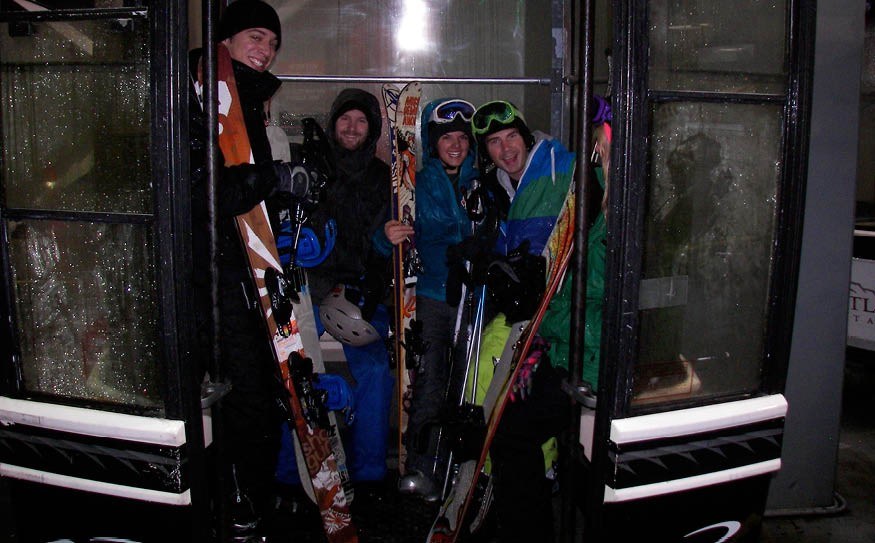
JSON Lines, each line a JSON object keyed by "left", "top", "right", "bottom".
{"left": 312, "top": 373, "right": 356, "bottom": 425}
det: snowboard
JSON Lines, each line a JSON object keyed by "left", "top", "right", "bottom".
{"left": 289, "top": 280, "right": 354, "bottom": 506}
{"left": 426, "top": 190, "right": 576, "bottom": 543}
{"left": 274, "top": 117, "right": 353, "bottom": 506}
{"left": 237, "top": 203, "right": 358, "bottom": 542}
{"left": 381, "top": 81, "right": 423, "bottom": 474}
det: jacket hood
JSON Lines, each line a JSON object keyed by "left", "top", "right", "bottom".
{"left": 420, "top": 98, "right": 477, "bottom": 175}
{"left": 327, "top": 88, "right": 383, "bottom": 157}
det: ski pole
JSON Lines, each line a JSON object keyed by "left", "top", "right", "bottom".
{"left": 429, "top": 339, "right": 459, "bottom": 489}
{"left": 451, "top": 276, "right": 468, "bottom": 345}
{"left": 459, "top": 284, "right": 483, "bottom": 401}
{"left": 468, "top": 284, "right": 486, "bottom": 404}
{"left": 441, "top": 276, "right": 483, "bottom": 497}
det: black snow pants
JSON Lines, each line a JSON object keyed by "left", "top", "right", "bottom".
{"left": 490, "top": 361, "right": 571, "bottom": 542}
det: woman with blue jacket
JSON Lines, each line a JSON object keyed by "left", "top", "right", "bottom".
{"left": 383, "top": 98, "right": 479, "bottom": 500}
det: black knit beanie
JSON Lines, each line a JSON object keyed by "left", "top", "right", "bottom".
{"left": 219, "top": 0, "right": 282, "bottom": 49}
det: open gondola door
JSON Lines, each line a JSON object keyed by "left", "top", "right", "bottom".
{"left": 0, "top": 1, "right": 210, "bottom": 540}
{"left": 565, "top": 1, "right": 816, "bottom": 541}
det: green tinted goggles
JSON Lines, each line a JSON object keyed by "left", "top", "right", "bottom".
{"left": 471, "top": 100, "right": 526, "bottom": 137}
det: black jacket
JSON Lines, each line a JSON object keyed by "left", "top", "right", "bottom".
{"left": 188, "top": 48, "right": 282, "bottom": 341}
{"left": 189, "top": 48, "right": 281, "bottom": 288}
{"left": 306, "top": 89, "right": 392, "bottom": 303}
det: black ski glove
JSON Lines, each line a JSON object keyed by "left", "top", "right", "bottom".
{"left": 445, "top": 260, "right": 466, "bottom": 307}
{"left": 274, "top": 161, "right": 325, "bottom": 201}
{"left": 445, "top": 234, "right": 498, "bottom": 306}
{"left": 486, "top": 241, "right": 546, "bottom": 323}
{"left": 462, "top": 183, "right": 487, "bottom": 223}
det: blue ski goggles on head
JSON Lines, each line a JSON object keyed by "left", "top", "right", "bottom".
{"left": 430, "top": 99, "right": 476, "bottom": 125}
{"left": 471, "top": 100, "right": 526, "bottom": 137}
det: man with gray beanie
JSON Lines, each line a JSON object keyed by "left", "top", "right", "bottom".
{"left": 188, "top": 1, "right": 286, "bottom": 540}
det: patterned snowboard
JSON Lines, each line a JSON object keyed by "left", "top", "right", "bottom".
{"left": 290, "top": 281, "right": 354, "bottom": 505}
{"left": 237, "top": 203, "right": 358, "bottom": 542}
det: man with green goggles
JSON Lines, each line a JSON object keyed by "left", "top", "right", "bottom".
{"left": 469, "top": 99, "right": 574, "bottom": 543}
{"left": 472, "top": 101, "right": 537, "bottom": 183}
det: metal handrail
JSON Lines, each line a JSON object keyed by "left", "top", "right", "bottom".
{"left": 275, "top": 74, "right": 551, "bottom": 85}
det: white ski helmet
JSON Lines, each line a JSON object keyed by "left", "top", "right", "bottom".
{"left": 319, "top": 284, "right": 380, "bottom": 347}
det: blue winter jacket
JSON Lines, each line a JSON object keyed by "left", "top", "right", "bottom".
{"left": 373, "top": 99, "right": 479, "bottom": 303}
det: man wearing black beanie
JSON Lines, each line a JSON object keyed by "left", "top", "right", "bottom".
{"left": 219, "top": 0, "right": 282, "bottom": 57}
{"left": 189, "top": 1, "right": 285, "bottom": 541}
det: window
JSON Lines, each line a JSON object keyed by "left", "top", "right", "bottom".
{"left": 1, "top": 12, "right": 161, "bottom": 411}
{"left": 629, "top": 0, "right": 792, "bottom": 407}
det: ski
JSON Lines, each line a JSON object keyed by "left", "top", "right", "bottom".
{"left": 428, "top": 317, "right": 526, "bottom": 541}
{"left": 382, "top": 81, "right": 423, "bottom": 474}
{"left": 237, "top": 203, "right": 358, "bottom": 542}
{"left": 426, "top": 189, "right": 576, "bottom": 543}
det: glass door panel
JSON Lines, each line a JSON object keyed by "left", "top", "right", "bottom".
{"left": 649, "top": 0, "right": 788, "bottom": 94}
{"left": 7, "top": 219, "right": 161, "bottom": 410}
{"left": 1, "top": 13, "right": 160, "bottom": 412}
{"left": 634, "top": 101, "right": 784, "bottom": 406}
{"left": 0, "top": 19, "right": 151, "bottom": 214}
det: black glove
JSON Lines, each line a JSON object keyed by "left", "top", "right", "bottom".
{"left": 445, "top": 260, "right": 466, "bottom": 307}
{"left": 445, "top": 234, "right": 497, "bottom": 306}
{"left": 436, "top": 403, "right": 486, "bottom": 462}
{"left": 273, "top": 161, "right": 318, "bottom": 201}
{"left": 486, "top": 241, "right": 546, "bottom": 323}
{"left": 462, "top": 184, "right": 487, "bottom": 223}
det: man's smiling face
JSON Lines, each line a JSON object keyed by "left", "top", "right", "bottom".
{"left": 486, "top": 127, "right": 529, "bottom": 181}
{"left": 222, "top": 27, "right": 278, "bottom": 72}
{"left": 334, "top": 109, "right": 369, "bottom": 151}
